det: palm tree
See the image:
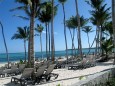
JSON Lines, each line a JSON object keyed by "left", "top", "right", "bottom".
{"left": 102, "top": 39, "right": 113, "bottom": 61}
{"left": 70, "top": 15, "right": 88, "bottom": 56}
{"left": 51, "top": 0, "right": 55, "bottom": 62}
{"left": 66, "top": 18, "right": 76, "bottom": 57}
{"left": 86, "top": 0, "right": 111, "bottom": 56}
{"left": 12, "top": 0, "right": 43, "bottom": 67}
{"left": 11, "top": 26, "right": 29, "bottom": 62}
{"left": 38, "top": 1, "right": 58, "bottom": 60}
{"left": 112, "top": 0, "right": 115, "bottom": 64}
{"left": 104, "top": 21, "right": 113, "bottom": 39}
{"left": 82, "top": 26, "right": 93, "bottom": 53}
{"left": 75, "top": 0, "right": 83, "bottom": 58}
{"left": 0, "top": 21, "right": 9, "bottom": 68}
{"left": 35, "top": 24, "right": 44, "bottom": 60}
{"left": 58, "top": 0, "right": 68, "bottom": 63}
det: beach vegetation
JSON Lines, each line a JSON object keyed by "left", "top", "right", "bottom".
{"left": 38, "top": 1, "right": 58, "bottom": 60}
{"left": 12, "top": 0, "right": 45, "bottom": 67}
{"left": 82, "top": 26, "right": 94, "bottom": 54}
{"left": 66, "top": 15, "right": 88, "bottom": 58}
{"left": 95, "top": 78, "right": 115, "bottom": 86}
{"left": 11, "top": 26, "right": 29, "bottom": 62}
{"left": 101, "top": 39, "right": 114, "bottom": 61}
{"left": 86, "top": 0, "right": 111, "bottom": 58}
{"left": 35, "top": 24, "right": 44, "bottom": 60}
{"left": 19, "top": 59, "right": 24, "bottom": 64}
{"left": 79, "top": 75, "right": 86, "bottom": 80}
{"left": 56, "top": 84, "right": 61, "bottom": 86}
{"left": 66, "top": 17, "right": 76, "bottom": 58}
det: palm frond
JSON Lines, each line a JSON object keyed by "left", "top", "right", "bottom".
{"left": 13, "top": 15, "right": 29, "bottom": 20}
{"left": 10, "top": 6, "right": 27, "bottom": 11}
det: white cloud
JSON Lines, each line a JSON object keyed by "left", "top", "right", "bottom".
{"left": 42, "top": 31, "right": 46, "bottom": 34}
{"left": 42, "top": 31, "right": 58, "bottom": 35}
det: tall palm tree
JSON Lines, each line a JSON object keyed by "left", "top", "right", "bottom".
{"left": 12, "top": 0, "right": 42, "bottom": 67}
{"left": 51, "top": 0, "right": 55, "bottom": 62}
{"left": 87, "top": 0, "right": 111, "bottom": 56}
{"left": 35, "top": 24, "right": 44, "bottom": 60}
{"left": 112, "top": 0, "right": 115, "bottom": 64}
{"left": 11, "top": 26, "right": 29, "bottom": 62}
{"left": 38, "top": 1, "right": 58, "bottom": 60}
{"left": 66, "top": 18, "right": 76, "bottom": 57}
{"left": 70, "top": 15, "right": 88, "bottom": 56}
{"left": 82, "top": 26, "right": 93, "bottom": 53}
{"left": 75, "top": 0, "right": 83, "bottom": 58}
{"left": 58, "top": 0, "right": 68, "bottom": 63}
{"left": 0, "top": 21, "right": 9, "bottom": 68}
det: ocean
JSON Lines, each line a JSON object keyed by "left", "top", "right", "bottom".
{"left": 0, "top": 48, "right": 96, "bottom": 63}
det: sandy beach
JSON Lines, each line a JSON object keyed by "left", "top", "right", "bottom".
{"left": 0, "top": 59, "right": 114, "bottom": 86}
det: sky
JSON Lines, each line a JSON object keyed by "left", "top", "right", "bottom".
{"left": 0, "top": 0, "right": 112, "bottom": 53}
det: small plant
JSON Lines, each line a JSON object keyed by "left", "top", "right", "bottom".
{"left": 79, "top": 76, "right": 86, "bottom": 80}
{"left": 20, "top": 59, "right": 24, "bottom": 64}
{"left": 56, "top": 84, "right": 61, "bottom": 86}
{"left": 105, "top": 78, "right": 115, "bottom": 86}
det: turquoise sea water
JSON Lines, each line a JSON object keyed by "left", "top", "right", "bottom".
{"left": 0, "top": 48, "right": 96, "bottom": 63}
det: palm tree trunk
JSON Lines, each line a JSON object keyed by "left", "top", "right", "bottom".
{"left": 28, "top": 0, "right": 35, "bottom": 67}
{"left": 69, "top": 28, "right": 76, "bottom": 58}
{"left": 97, "top": 25, "right": 100, "bottom": 54}
{"left": 24, "top": 40, "right": 26, "bottom": 62}
{"left": 69, "top": 28, "right": 73, "bottom": 57}
{"left": 72, "top": 29, "right": 76, "bottom": 57}
{"left": 51, "top": 0, "right": 55, "bottom": 62}
{"left": 0, "top": 21, "right": 9, "bottom": 68}
{"left": 95, "top": 27, "right": 98, "bottom": 58}
{"left": 48, "top": 23, "right": 51, "bottom": 59}
{"left": 62, "top": 3, "right": 68, "bottom": 63}
{"left": 100, "top": 25, "right": 103, "bottom": 54}
{"left": 45, "top": 23, "right": 48, "bottom": 60}
{"left": 40, "top": 33, "right": 43, "bottom": 60}
{"left": 75, "top": 0, "right": 82, "bottom": 58}
{"left": 112, "top": 0, "right": 115, "bottom": 64}
{"left": 87, "top": 33, "right": 90, "bottom": 53}
{"left": 88, "top": 34, "right": 96, "bottom": 54}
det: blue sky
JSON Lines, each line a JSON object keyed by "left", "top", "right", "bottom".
{"left": 0, "top": 0, "right": 111, "bottom": 53}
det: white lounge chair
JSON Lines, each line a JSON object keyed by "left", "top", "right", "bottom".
{"left": 43, "top": 64, "right": 58, "bottom": 81}
{"left": 11, "top": 68, "right": 33, "bottom": 86}
{"left": 33, "top": 66, "right": 46, "bottom": 84}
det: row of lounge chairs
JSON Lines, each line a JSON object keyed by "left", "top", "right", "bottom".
{"left": 68, "top": 55, "right": 96, "bottom": 70}
{"left": 0, "top": 64, "right": 25, "bottom": 77}
{"left": 11, "top": 64, "right": 58, "bottom": 86}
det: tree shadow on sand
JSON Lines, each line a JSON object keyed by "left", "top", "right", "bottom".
{"left": 4, "top": 82, "right": 21, "bottom": 86}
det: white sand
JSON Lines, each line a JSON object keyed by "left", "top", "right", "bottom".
{"left": 0, "top": 60, "right": 115, "bottom": 86}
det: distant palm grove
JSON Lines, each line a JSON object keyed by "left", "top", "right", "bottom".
{"left": 0, "top": 0, "right": 115, "bottom": 68}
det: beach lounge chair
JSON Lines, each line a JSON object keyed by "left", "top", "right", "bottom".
{"left": 87, "top": 55, "right": 96, "bottom": 67}
{"left": 35, "top": 62, "right": 43, "bottom": 71}
{"left": 0, "top": 67, "right": 5, "bottom": 77}
{"left": 11, "top": 68, "right": 34, "bottom": 86}
{"left": 42, "top": 60, "right": 50, "bottom": 67}
{"left": 33, "top": 66, "right": 46, "bottom": 84}
{"left": 42, "top": 64, "right": 58, "bottom": 81}
{"left": 55, "top": 59, "right": 66, "bottom": 69}
{"left": 18, "top": 64, "right": 25, "bottom": 74}
{"left": 7, "top": 65, "right": 18, "bottom": 76}
{"left": 68, "top": 58, "right": 87, "bottom": 70}
{"left": 68, "top": 62, "right": 82, "bottom": 70}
